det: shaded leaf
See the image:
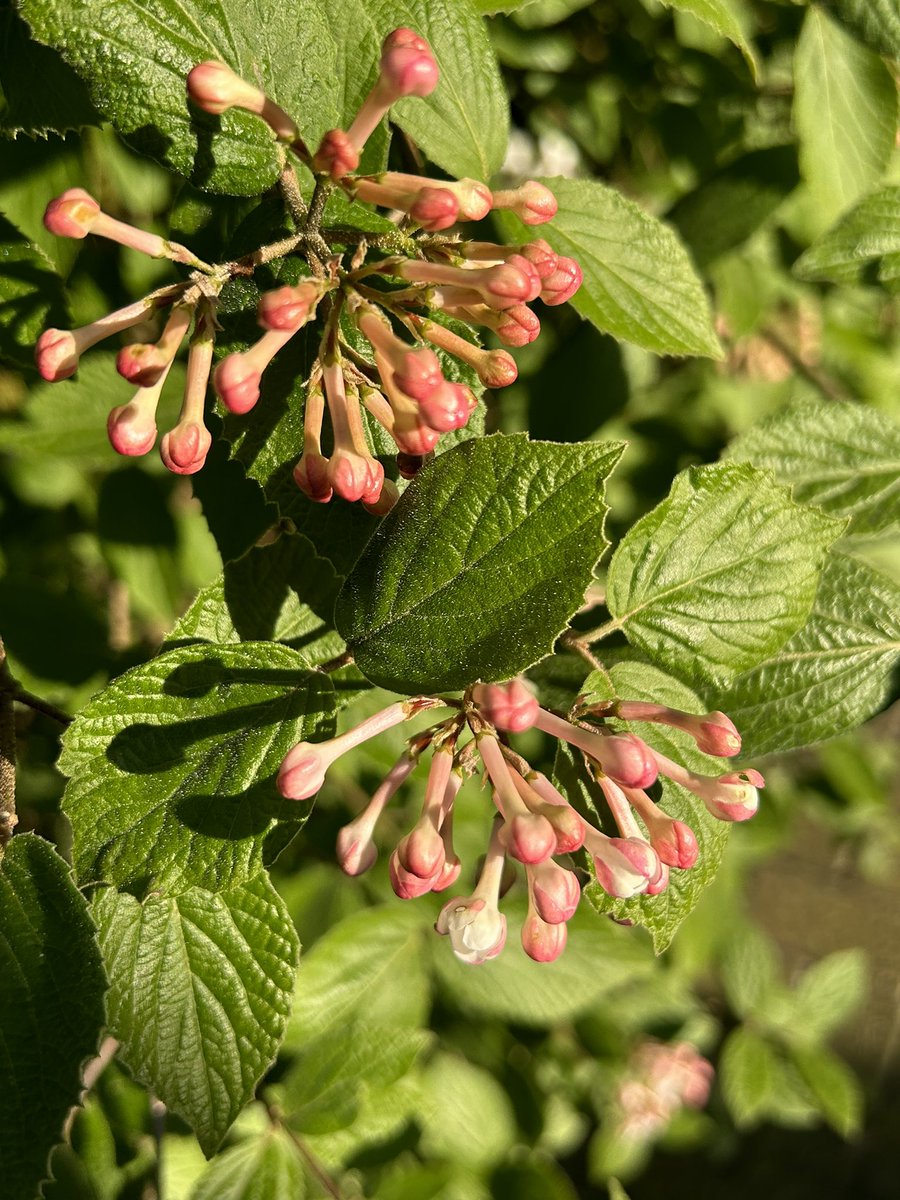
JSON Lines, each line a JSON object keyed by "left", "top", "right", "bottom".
{"left": 659, "top": 0, "right": 758, "bottom": 76}
{"left": 95, "top": 873, "right": 298, "bottom": 1156}
{"left": 719, "top": 1026, "right": 780, "bottom": 1127}
{"left": 827, "top": 0, "right": 900, "bottom": 58}
{"left": 0, "top": 210, "right": 67, "bottom": 369}
{"left": 59, "top": 642, "right": 335, "bottom": 895}
{"left": 0, "top": 835, "right": 106, "bottom": 1200}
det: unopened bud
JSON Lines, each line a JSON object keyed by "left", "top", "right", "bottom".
{"left": 43, "top": 188, "right": 100, "bottom": 238}
{"left": 312, "top": 129, "right": 360, "bottom": 180}
{"left": 540, "top": 256, "right": 583, "bottom": 306}
{"left": 521, "top": 911, "right": 567, "bottom": 962}
{"left": 472, "top": 679, "right": 538, "bottom": 733}
{"left": 491, "top": 180, "right": 558, "bottom": 225}
{"left": 159, "top": 421, "right": 211, "bottom": 476}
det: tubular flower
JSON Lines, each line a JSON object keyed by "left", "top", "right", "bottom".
{"left": 36, "top": 28, "right": 581, "bottom": 498}
{"left": 287, "top": 673, "right": 761, "bottom": 965}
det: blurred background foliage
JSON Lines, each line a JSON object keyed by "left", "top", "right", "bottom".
{"left": 2, "top": 0, "right": 899, "bottom": 1197}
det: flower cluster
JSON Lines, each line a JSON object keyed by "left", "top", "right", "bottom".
{"left": 34, "top": 28, "right": 581, "bottom": 513}
{"left": 613, "top": 1041, "right": 715, "bottom": 1142}
{"left": 277, "top": 678, "right": 764, "bottom": 966}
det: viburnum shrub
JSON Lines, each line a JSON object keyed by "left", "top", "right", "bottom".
{"left": 1, "top": 0, "right": 896, "bottom": 1195}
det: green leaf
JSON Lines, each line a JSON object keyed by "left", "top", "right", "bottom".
{"left": 189, "top": 1129, "right": 307, "bottom": 1200}
{"left": 827, "top": 0, "right": 900, "bottom": 58}
{"left": 16, "top": 0, "right": 328, "bottom": 194}
{"left": 418, "top": 1053, "right": 517, "bottom": 1169}
{"left": 0, "top": 6, "right": 100, "bottom": 135}
{"left": 330, "top": 0, "right": 509, "bottom": 180}
{"left": 94, "top": 873, "right": 298, "bottom": 1156}
{"left": 667, "top": 146, "right": 799, "bottom": 269}
{"left": 791, "top": 948, "right": 867, "bottom": 1044}
{"left": 501, "top": 176, "right": 721, "bottom": 358}
{"left": 719, "top": 1026, "right": 780, "bottom": 1128}
{"left": 286, "top": 906, "right": 431, "bottom": 1045}
{"left": 720, "top": 926, "right": 781, "bottom": 1018}
{"left": 336, "top": 433, "right": 623, "bottom": 693}
{"left": 0, "top": 211, "right": 68, "bottom": 369}
{"left": 794, "top": 187, "right": 900, "bottom": 289}
{"left": 169, "top": 531, "right": 345, "bottom": 667}
{"left": 790, "top": 1044, "right": 864, "bottom": 1138}
{"left": 565, "top": 663, "right": 730, "bottom": 953}
{"left": 0, "top": 835, "right": 106, "bottom": 1200}
{"left": 708, "top": 553, "right": 900, "bottom": 757}
{"left": 59, "top": 642, "right": 335, "bottom": 895}
{"left": 605, "top": 462, "right": 846, "bottom": 688}
{"left": 431, "top": 904, "right": 652, "bottom": 1026}
{"left": 659, "top": 0, "right": 758, "bottom": 77}
{"left": 793, "top": 6, "right": 897, "bottom": 229}
{"left": 727, "top": 398, "right": 900, "bottom": 539}
{"left": 18, "top": 0, "right": 506, "bottom": 194}
{"left": 279, "top": 1022, "right": 430, "bottom": 1134}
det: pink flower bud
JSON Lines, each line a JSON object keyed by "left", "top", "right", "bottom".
{"left": 187, "top": 61, "right": 297, "bottom": 140}
{"left": 312, "top": 129, "right": 360, "bottom": 180}
{"left": 528, "top": 860, "right": 580, "bottom": 924}
{"left": 505, "top": 811, "right": 556, "bottom": 865}
{"left": 586, "top": 828, "right": 659, "bottom": 898}
{"left": 214, "top": 353, "right": 262, "bottom": 414}
{"left": 652, "top": 817, "right": 698, "bottom": 870}
{"left": 328, "top": 448, "right": 385, "bottom": 505}
{"left": 491, "top": 180, "right": 558, "bottom": 225}
{"left": 452, "top": 178, "right": 493, "bottom": 222}
{"left": 701, "top": 770, "right": 763, "bottom": 822}
{"left": 35, "top": 329, "right": 79, "bottom": 381}
{"left": 597, "top": 733, "right": 658, "bottom": 789}
{"left": 277, "top": 743, "right": 330, "bottom": 800}
{"left": 407, "top": 187, "right": 460, "bottom": 230}
{"left": 393, "top": 421, "right": 441, "bottom": 456}
{"left": 389, "top": 848, "right": 440, "bottom": 899}
{"left": 472, "top": 679, "right": 539, "bottom": 733}
{"left": 540, "top": 256, "right": 583, "bottom": 306}
{"left": 379, "top": 36, "right": 440, "bottom": 99}
{"left": 392, "top": 346, "right": 444, "bottom": 401}
{"left": 418, "top": 381, "right": 474, "bottom": 432}
{"left": 521, "top": 911, "right": 567, "bottom": 962}
{"left": 187, "top": 61, "right": 262, "bottom": 114}
{"left": 518, "top": 239, "right": 559, "bottom": 279}
{"left": 505, "top": 253, "right": 542, "bottom": 302}
{"left": 650, "top": 749, "right": 764, "bottom": 823}
{"left": 107, "top": 401, "right": 158, "bottom": 457}
{"left": 159, "top": 421, "right": 212, "bottom": 475}
{"left": 43, "top": 188, "right": 100, "bottom": 238}
{"left": 487, "top": 304, "right": 541, "bottom": 347}
{"left": 257, "top": 282, "right": 321, "bottom": 332}
{"left": 397, "top": 819, "right": 445, "bottom": 879}
{"left": 615, "top": 702, "right": 743, "bottom": 757}
{"left": 294, "top": 451, "right": 333, "bottom": 503}
{"left": 336, "top": 824, "right": 378, "bottom": 876}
